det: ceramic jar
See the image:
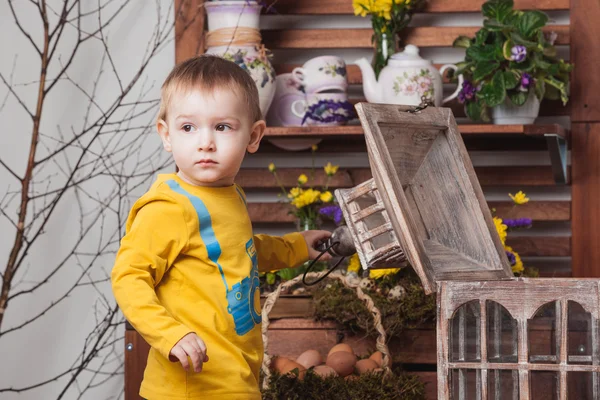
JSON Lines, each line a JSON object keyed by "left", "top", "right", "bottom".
{"left": 204, "top": 1, "right": 276, "bottom": 117}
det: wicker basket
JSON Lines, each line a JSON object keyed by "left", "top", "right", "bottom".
{"left": 260, "top": 270, "right": 392, "bottom": 389}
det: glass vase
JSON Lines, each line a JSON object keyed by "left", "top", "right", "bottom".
{"left": 372, "top": 31, "right": 398, "bottom": 79}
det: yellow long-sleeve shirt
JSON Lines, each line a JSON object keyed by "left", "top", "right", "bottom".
{"left": 111, "top": 173, "right": 308, "bottom": 399}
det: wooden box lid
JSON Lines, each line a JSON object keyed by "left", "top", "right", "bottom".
{"left": 354, "top": 103, "right": 513, "bottom": 294}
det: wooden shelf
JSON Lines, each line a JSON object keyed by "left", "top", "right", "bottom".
{"left": 262, "top": 0, "right": 569, "bottom": 14}
{"left": 264, "top": 124, "right": 567, "bottom": 138}
{"left": 262, "top": 26, "right": 569, "bottom": 49}
{"left": 248, "top": 201, "right": 570, "bottom": 223}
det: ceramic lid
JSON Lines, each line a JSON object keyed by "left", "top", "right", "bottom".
{"left": 389, "top": 45, "right": 432, "bottom": 67}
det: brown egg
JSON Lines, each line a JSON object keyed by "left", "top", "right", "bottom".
{"left": 369, "top": 351, "right": 383, "bottom": 367}
{"left": 355, "top": 358, "right": 379, "bottom": 375}
{"left": 327, "top": 343, "right": 354, "bottom": 357}
{"left": 279, "top": 360, "right": 307, "bottom": 380}
{"left": 296, "top": 349, "right": 323, "bottom": 369}
{"left": 272, "top": 356, "right": 293, "bottom": 372}
{"left": 326, "top": 351, "right": 357, "bottom": 377}
{"left": 313, "top": 364, "right": 338, "bottom": 378}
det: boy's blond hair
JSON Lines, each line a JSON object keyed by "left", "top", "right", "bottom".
{"left": 158, "top": 55, "right": 262, "bottom": 123}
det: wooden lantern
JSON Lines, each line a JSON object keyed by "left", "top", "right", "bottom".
{"left": 336, "top": 103, "right": 597, "bottom": 399}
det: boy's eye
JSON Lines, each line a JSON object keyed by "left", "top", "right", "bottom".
{"left": 215, "top": 124, "right": 231, "bottom": 132}
{"left": 182, "top": 124, "right": 195, "bottom": 132}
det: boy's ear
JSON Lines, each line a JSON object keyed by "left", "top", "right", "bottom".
{"left": 157, "top": 119, "right": 172, "bottom": 152}
{"left": 247, "top": 120, "right": 266, "bottom": 153}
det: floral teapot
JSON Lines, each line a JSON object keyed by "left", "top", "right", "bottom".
{"left": 355, "top": 45, "right": 463, "bottom": 107}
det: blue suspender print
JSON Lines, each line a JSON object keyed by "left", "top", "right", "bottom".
{"left": 166, "top": 180, "right": 261, "bottom": 336}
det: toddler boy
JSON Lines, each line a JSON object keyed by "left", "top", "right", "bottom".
{"left": 111, "top": 55, "right": 331, "bottom": 399}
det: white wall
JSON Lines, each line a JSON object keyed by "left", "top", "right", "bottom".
{"left": 0, "top": 1, "right": 175, "bottom": 399}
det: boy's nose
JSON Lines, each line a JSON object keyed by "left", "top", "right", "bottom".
{"left": 197, "top": 131, "right": 216, "bottom": 152}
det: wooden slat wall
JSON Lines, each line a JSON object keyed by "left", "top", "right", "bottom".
{"left": 245, "top": 0, "right": 573, "bottom": 279}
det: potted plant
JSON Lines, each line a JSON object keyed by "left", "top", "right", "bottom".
{"left": 452, "top": 0, "right": 573, "bottom": 124}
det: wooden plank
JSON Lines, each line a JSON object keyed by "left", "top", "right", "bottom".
{"left": 412, "top": 371, "right": 438, "bottom": 400}
{"left": 248, "top": 200, "right": 570, "bottom": 223}
{"left": 175, "top": 0, "right": 205, "bottom": 64}
{"left": 125, "top": 330, "right": 150, "bottom": 400}
{"left": 263, "top": 0, "right": 569, "bottom": 14}
{"left": 505, "top": 236, "right": 570, "bottom": 257}
{"left": 572, "top": 122, "right": 600, "bottom": 277}
{"left": 260, "top": 295, "right": 315, "bottom": 318}
{"left": 570, "top": 0, "right": 600, "bottom": 122}
{"left": 237, "top": 166, "right": 568, "bottom": 189}
{"left": 263, "top": 124, "right": 566, "bottom": 138}
{"left": 262, "top": 26, "right": 569, "bottom": 49}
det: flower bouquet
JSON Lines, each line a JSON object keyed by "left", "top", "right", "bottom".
{"left": 353, "top": 0, "right": 426, "bottom": 77}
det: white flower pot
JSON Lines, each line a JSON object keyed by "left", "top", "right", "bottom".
{"left": 491, "top": 91, "right": 541, "bottom": 125}
{"left": 204, "top": 1, "right": 276, "bottom": 117}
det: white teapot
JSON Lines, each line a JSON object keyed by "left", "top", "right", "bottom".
{"left": 355, "top": 45, "right": 463, "bottom": 107}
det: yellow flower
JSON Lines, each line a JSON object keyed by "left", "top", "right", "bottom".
{"left": 509, "top": 191, "right": 530, "bottom": 205}
{"left": 369, "top": 268, "right": 399, "bottom": 279}
{"left": 505, "top": 246, "right": 524, "bottom": 274}
{"left": 320, "top": 191, "right": 333, "bottom": 203}
{"left": 352, "top": 0, "right": 371, "bottom": 16}
{"left": 311, "top": 144, "right": 318, "bottom": 151}
{"left": 324, "top": 162, "right": 339, "bottom": 177}
{"left": 288, "top": 187, "right": 303, "bottom": 198}
{"left": 346, "top": 254, "right": 361, "bottom": 273}
{"left": 291, "top": 189, "right": 321, "bottom": 208}
{"left": 298, "top": 174, "right": 308, "bottom": 185}
{"left": 268, "top": 163, "right": 276, "bottom": 173}
{"left": 493, "top": 216, "right": 507, "bottom": 245}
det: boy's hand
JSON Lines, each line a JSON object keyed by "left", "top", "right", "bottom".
{"left": 299, "top": 230, "right": 333, "bottom": 261}
{"left": 169, "top": 332, "right": 209, "bottom": 373}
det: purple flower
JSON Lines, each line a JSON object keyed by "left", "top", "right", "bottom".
{"left": 506, "top": 250, "right": 516, "bottom": 266}
{"left": 520, "top": 73, "right": 532, "bottom": 88}
{"left": 511, "top": 45, "right": 527, "bottom": 63}
{"left": 319, "top": 205, "right": 343, "bottom": 225}
{"left": 458, "top": 80, "right": 477, "bottom": 104}
{"left": 503, "top": 218, "right": 533, "bottom": 229}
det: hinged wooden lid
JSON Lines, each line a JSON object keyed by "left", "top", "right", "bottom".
{"left": 354, "top": 103, "right": 513, "bottom": 294}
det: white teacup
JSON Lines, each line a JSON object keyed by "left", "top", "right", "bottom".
{"left": 292, "top": 56, "right": 348, "bottom": 94}
{"left": 291, "top": 92, "right": 352, "bottom": 126}
{"left": 266, "top": 73, "right": 306, "bottom": 127}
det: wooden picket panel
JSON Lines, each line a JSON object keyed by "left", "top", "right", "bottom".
{"left": 262, "top": 25, "right": 569, "bottom": 49}
{"left": 247, "top": 201, "right": 570, "bottom": 222}
{"left": 263, "top": 0, "right": 569, "bottom": 14}
{"left": 236, "top": 166, "right": 570, "bottom": 188}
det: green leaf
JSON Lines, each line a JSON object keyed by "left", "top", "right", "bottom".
{"left": 511, "top": 58, "right": 534, "bottom": 71}
{"left": 277, "top": 267, "right": 298, "bottom": 281}
{"left": 483, "top": 19, "right": 509, "bottom": 31}
{"left": 504, "top": 70, "right": 520, "bottom": 89}
{"left": 466, "top": 44, "right": 497, "bottom": 62}
{"left": 466, "top": 100, "right": 484, "bottom": 121}
{"left": 510, "top": 32, "right": 538, "bottom": 48}
{"left": 453, "top": 36, "right": 472, "bottom": 49}
{"left": 482, "top": 71, "right": 506, "bottom": 107}
{"left": 533, "top": 54, "right": 552, "bottom": 70}
{"left": 266, "top": 272, "right": 276, "bottom": 285}
{"left": 535, "top": 78, "right": 546, "bottom": 100}
{"left": 517, "top": 10, "right": 548, "bottom": 38}
{"left": 502, "top": 39, "right": 514, "bottom": 60}
{"left": 475, "top": 29, "right": 490, "bottom": 45}
{"left": 508, "top": 90, "right": 528, "bottom": 106}
{"left": 542, "top": 45, "right": 557, "bottom": 58}
{"left": 473, "top": 61, "right": 499, "bottom": 81}
{"left": 544, "top": 84, "right": 560, "bottom": 101}
{"left": 482, "top": 0, "right": 514, "bottom": 23}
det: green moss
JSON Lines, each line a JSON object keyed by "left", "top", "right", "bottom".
{"left": 312, "top": 268, "right": 437, "bottom": 339}
{"left": 261, "top": 369, "right": 426, "bottom": 400}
